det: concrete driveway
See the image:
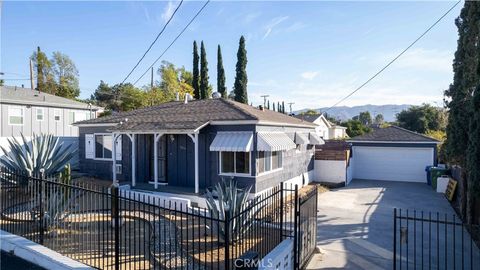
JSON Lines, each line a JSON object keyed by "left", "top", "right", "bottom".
{"left": 306, "top": 179, "right": 456, "bottom": 270}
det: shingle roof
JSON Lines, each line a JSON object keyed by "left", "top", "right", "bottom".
{"left": 75, "top": 98, "right": 316, "bottom": 132}
{"left": 349, "top": 125, "right": 439, "bottom": 143}
{"left": 292, "top": 114, "right": 321, "bottom": 123}
{"left": 0, "top": 86, "right": 102, "bottom": 110}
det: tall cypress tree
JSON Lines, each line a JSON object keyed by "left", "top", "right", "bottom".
{"left": 277, "top": 102, "right": 280, "bottom": 112}
{"left": 233, "top": 36, "right": 248, "bottom": 103}
{"left": 192, "top": 41, "right": 200, "bottom": 99}
{"left": 445, "top": 1, "right": 480, "bottom": 224}
{"left": 267, "top": 100, "right": 270, "bottom": 110}
{"left": 199, "top": 41, "right": 209, "bottom": 99}
{"left": 282, "top": 101, "right": 285, "bottom": 114}
{"left": 217, "top": 45, "right": 227, "bottom": 98}
{"left": 273, "top": 102, "right": 276, "bottom": 112}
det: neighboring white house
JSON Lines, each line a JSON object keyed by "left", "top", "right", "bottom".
{"left": 293, "top": 114, "right": 347, "bottom": 140}
{"left": 0, "top": 86, "right": 103, "bottom": 160}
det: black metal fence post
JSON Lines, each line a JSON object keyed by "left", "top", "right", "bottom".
{"left": 393, "top": 208, "right": 397, "bottom": 270}
{"left": 293, "top": 184, "right": 299, "bottom": 269}
{"left": 39, "top": 169, "right": 45, "bottom": 245}
{"left": 111, "top": 184, "right": 120, "bottom": 270}
{"left": 280, "top": 183, "right": 284, "bottom": 240}
{"left": 225, "top": 209, "right": 231, "bottom": 269}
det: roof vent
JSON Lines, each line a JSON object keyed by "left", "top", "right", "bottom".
{"left": 184, "top": 93, "right": 193, "bottom": 104}
{"left": 212, "top": 92, "right": 221, "bottom": 99}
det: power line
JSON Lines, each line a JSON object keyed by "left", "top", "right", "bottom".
{"left": 121, "top": 0, "right": 184, "bottom": 84}
{"left": 323, "top": 0, "right": 461, "bottom": 114}
{"left": 133, "top": 0, "right": 210, "bottom": 86}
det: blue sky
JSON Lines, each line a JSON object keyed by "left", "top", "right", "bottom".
{"left": 1, "top": 1, "right": 461, "bottom": 110}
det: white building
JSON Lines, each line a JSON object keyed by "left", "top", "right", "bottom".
{"left": 293, "top": 114, "right": 347, "bottom": 140}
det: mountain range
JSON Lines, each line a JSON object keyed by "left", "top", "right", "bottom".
{"left": 295, "top": 104, "right": 413, "bottom": 122}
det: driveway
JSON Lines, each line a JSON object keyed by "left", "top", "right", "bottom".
{"left": 306, "top": 179, "right": 457, "bottom": 270}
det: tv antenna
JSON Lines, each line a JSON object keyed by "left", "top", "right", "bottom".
{"left": 260, "top": 95, "right": 269, "bottom": 108}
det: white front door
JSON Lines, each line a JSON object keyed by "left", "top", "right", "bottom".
{"left": 352, "top": 146, "right": 434, "bottom": 182}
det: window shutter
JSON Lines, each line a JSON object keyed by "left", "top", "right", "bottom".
{"left": 85, "top": 134, "right": 94, "bottom": 159}
{"left": 115, "top": 135, "right": 122, "bottom": 161}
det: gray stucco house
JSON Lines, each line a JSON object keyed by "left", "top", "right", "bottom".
{"left": 0, "top": 86, "right": 103, "bottom": 158}
{"left": 74, "top": 98, "right": 323, "bottom": 194}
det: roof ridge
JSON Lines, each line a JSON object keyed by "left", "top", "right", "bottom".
{"left": 222, "top": 99, "right": 260, "bottom": 120}
{"left": 390, "top": 125, "right": 439, "bottom": 141}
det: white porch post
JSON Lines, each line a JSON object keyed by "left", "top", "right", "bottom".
{"left": 188, "top": 133, "right": 199, "bottom": 194}
{"left": 154, "top": 133, "right": 160, "bottom": 189}
{"left": 131, "top": 134, "right": 136, "bottom": 187}
{"left": 112, "top": 133, "right": 118, "bottom": 185}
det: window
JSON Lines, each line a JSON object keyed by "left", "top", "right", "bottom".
{"left": 220, "top": 152, "right": 250, "bottom": 175}
{"left": 95, "top": 134, "right": 113, "bottom": 159}
{"left": 8, "top": 106, "right": 23, "bottom": 125}
{"left": 54, "top": 109, "right": 61, "bottom": 122}
{"left": 36, "top": 108, "right": 44, "bottom": 121}
{"left": 258, "top": 151, "right": 283, "bottom": 174}
{"left": 68, "top": 111, "right": 75, "bottom": 125}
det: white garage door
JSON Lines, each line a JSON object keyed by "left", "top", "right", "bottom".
{"left": 352, "top": 146, "right": 434, "bottom": 182}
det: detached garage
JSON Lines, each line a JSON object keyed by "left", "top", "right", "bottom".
{"left": 348, "top": 126, "right": 439, "bottom": 183}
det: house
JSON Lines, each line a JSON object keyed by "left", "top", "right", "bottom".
{"left": 0, "top": 86, "right": 103, "bottom": 159}
{"left": 74, "top": 97, "right": 324, "bottom": 195}
{"left": 347, "top": 125, "right": 439, "bottom": 183}
{"left": 292, "top": 114, "right": 347, "bottom": 140}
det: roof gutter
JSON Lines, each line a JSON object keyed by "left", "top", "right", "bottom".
{"left": 347, "top": 140, "right": 439, "bottom": 144}
{"left": 210, "top": 120, "right": 316, "bottom": 129}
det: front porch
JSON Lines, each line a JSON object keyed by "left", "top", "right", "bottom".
{"left": 112, "top": 131, "right": 201, "bottom": 193}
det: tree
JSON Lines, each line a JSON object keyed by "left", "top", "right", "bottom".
{"left": 157, "top": 61, "right": 194, "bottom": 102}
{"left": 233, "top": 36, "right": 248, "bottom": 104}
{"left": 0, "top": 79, "right": 4, "bottom": 86}
{"left": 192, "top": 41, "right": 200, "bottom": 99}
{"left": 302, "top": 109, "right": 318, "bottom": 115}
{"left": 445, "top": 1, "right": 480, "bottom": 166}
{"left": 374, "top": 114, "right": 384, "bottom": 125}
{"left": 31, "top": 47, "right": 53, "bottom": 94}
{"left": 396, "top": 104, "right": 447, "bottom": 134}
{"left": 358, "top": 111, "right": 372, "bottom": 126}
{"left": 200, "top": 41, "right": 209, "bottom": 99}
{"left": 467, "top": 84, "right": 480, "bottom": 224}
{"left": 267, "top": 100, "right": 270, "bottom": 109}
{"left": 92, "top": 81, "right": 146, "bottom": 112}
{"left": 341, "top": 120, "right": 372, "bottom": 137}
{"left": 282, "top": 101, "right": 285, "bottom": 113}
{"left": 272, "top": 102, "right": 276, "bottom": 112}
{"left": 217, "top": 45, "right": 227, "bottom": 98}
{"left": 31, "top": 48, "right": 80, "bottom": 99}
{"left": 51, "top": 52, "right": 80, "bottom": 99}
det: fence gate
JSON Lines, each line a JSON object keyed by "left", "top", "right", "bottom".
{"left": 393, "top": 208, "right": 480, "bottom": 270}
{"left": 293, "top": 186, "right": 318, "bottom": 269}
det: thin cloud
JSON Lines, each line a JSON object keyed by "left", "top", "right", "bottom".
{"left": 243, "top": 12, "right": 262, "bottom": 24}
{"left": 301, "top": 71, "right": 319, "bottom": 80}
{"left": 263, "top": 16, "right": 289, "bottom": 40}
{"left": 161, "top": 0, "right": 176, "bottom": 23}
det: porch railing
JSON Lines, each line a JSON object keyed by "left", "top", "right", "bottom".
{"left": 0, "top": 167, "right": 317, "bottom": 270}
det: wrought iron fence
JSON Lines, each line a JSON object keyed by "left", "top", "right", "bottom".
{"left": 394, "top": 208, "right": 480, "bottom": 270}
{"left": 0, "top": 167, "right": 318, "bottom": 270}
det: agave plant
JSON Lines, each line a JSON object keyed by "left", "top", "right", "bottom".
{"left": 205, "top": 178, "right": 258, "bottom": 243}
{"left": 0, "top": 133, "right": 76, "bottom": 177}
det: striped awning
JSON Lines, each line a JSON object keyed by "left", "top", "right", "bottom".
{"left": 295, "top": 132, "right": 310, "bottom": 145}
{"left": 309, "top": 132, "right": 325, "bottom": 145}
{"left": 257, "top": 132, "right": 297, "bottom": 151}
{"left": 210, "top": 132, "right": 253, "bottom": 152}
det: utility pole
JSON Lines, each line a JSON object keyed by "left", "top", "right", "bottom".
{"left": 29, "top": 59, "right": 34, "bottom": 89}
{"left": 150, "top": 67, "right": 154, "bottom": 90}
{"left": 288, "top": 102, "right": 295, "bottom": 115}
{"left": 260, "top": 95, "right": 269, "bottom": 108}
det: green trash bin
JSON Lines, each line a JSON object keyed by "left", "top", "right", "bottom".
{"left": 430, "top": 167, "right": 449, "bottom": 190}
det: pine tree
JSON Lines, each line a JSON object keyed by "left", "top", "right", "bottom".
{"left": 233, "top": 36, "right": 248, "bottom": 104}
{"left": 273, "top": 102, "right": 276, "bottom": 112}
{"left": 282, "top": 101, "right": 285, "bottom": 113}
{"left": 192, "top": 41, "right": 200, "bottom": 99}
{"left": 36, "top": 47, "right": 44, "bottom": 91}
{"left": 277, "top": 102, "right": 280, "bottom": 112}
{"left": 445, "top": 1, "right": 480, "bottom": 166}
{"left": 467, "top": 83, "right": 480, "bottom": 224}
{"left": 217, "top": 45, "right": 227, "bottom": 98}
{"left": 200, "top": 41, "right": 209, "bottom": 99}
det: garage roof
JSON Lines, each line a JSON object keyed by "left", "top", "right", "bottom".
{"left": 348, "top": 126, "right": 439, "bottom": 143}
